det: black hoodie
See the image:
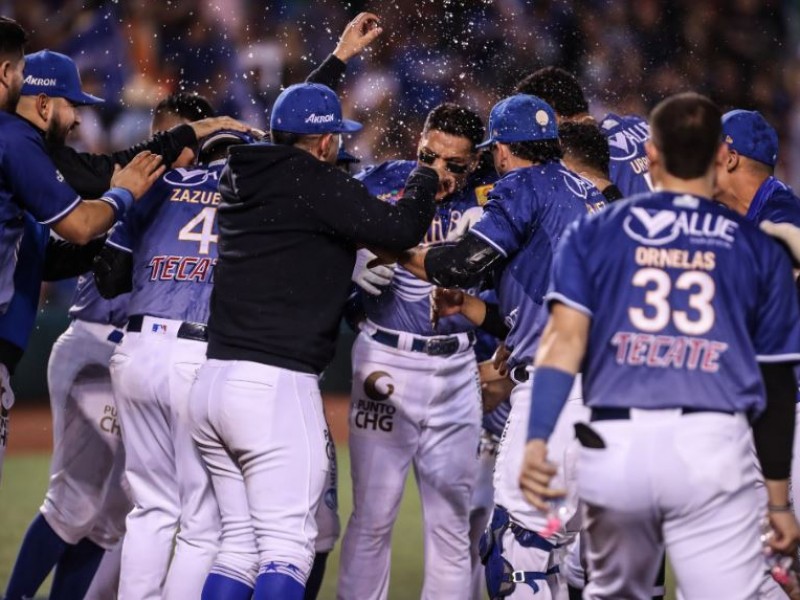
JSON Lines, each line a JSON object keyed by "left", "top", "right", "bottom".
{"left": 207, "top": 143, "right": 438, "bottom": 374}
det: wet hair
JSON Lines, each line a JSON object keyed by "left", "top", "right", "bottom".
{"left": 514, "top": 67, "right": 589, "bottom": 118}
{"left": 0, "top": 17, "right": 27, "bottom": 63}
{"left": 559, "top": 121, "right": 610, "bottom": 177}
{"left": 650, "top": 92, "right": 722, "bottom": 179}
{"left": 154, "top": 92, "right": 215, "bottom": 122}
{"left": 507, "top": 139, "right": 563, "bottom": 163}
{"left": 422, "top": 103, "right": 484, "bottom": 150}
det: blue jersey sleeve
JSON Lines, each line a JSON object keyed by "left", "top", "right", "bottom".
{"left": 2, "top": 126, "right": 81, "bottom": 224}
{"left": 470, "top": 175, "right": 532, "bottom": 257}
{"left": 544, "top": 219, "right": 594, "bottom": 317}
{"left": 107, "top": 179, "right": 169, "bottom": 253}
{"left": 753, "top": 244, "right": 800, "bottom": 362}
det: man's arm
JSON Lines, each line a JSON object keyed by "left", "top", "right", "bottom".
{"left": 431, "top": 288, "right": 509, "bottom": 338}
{"left": 305, "top": 12, "right": 382, "bottom": 91}
{"left": 518, "top": 303, "right": 590, "bottom": 510}
{"left": 93, "top": 244, "right": 133, "bottom": 299}
{"left": 42, "top": 235, "right": 106, "bottom": 281}
{"left": 399, "top": 232, "right": 503, "bottom": 288}
{"left": 51, "top": 118, "right": 247, "bottom": 198}
{"left": 49, "top": 152, "right": 165, "bottom": 245}
{"left": 320, "top": 166, "right": 439, "bottom": 252}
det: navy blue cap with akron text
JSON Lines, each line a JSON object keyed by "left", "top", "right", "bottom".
{"left": 21, "top": 50, "right": 104, "bottom": 106}
{"left": 270, "top": 83, "right": 362, "bottom": 135}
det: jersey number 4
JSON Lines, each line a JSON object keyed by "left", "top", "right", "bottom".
{"left": 178, "top": 207, "right": 218, "bottom": 255}
{"left": 629, "top": 268, "right": 715, "bottom": 335}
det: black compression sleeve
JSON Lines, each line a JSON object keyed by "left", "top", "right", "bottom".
{"left": 480, "top": 302, "right": 510, "bottom": 339}
{"left": 753, "top": 362, "right": 796, "bottom": 480}
{"left": 42, "top": 236, "right": 106, "bottom": 281}
{"left": 424, "top": 233, "right": 502, "bottom": 289}
{"left": 93, "top": 245, "right": 134, "bottom": 299}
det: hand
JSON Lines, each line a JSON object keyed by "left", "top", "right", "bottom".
{"left": 761, "top": 221, "right": 800, "bottom": 264}
{"left": 478, "top": 359, "right": 513, "bottom": 413}
{"left": 111, "top": 152, "right": 165, "bottom": 200}
{"left": 333, "top": 12, "right": 383, "bottom": 62}
{"left": 430, "top": 287, "right": 464, "bottom": 329}
{"left": 492, "top": 342, "right": 511, "bottom": 376}
{"left": 519, "top": 440, "right": 565, "bottom": 511}
{"left": 768, "top": 510, "right": 800, "bottom": 555}
{"left": 352, "top": 249, "right": 396, "bottom": 296}
{"left": 189, "top": 116, "right": 251, "bottom": 140}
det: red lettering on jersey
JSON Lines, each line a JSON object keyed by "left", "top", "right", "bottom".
{"left": 611, "top": 332, "right": 632, "bottom": 364}
{"left": 628, "top": 334, "right": 652, "bottom": 365}
{"left": 148, "top": 256, "right": 166, "bottom": 281}
{"left": 176, "top": 257, "right": 198, "bottom": 281}
{"left": 701, "top": 341, "right": 729, "bottom": 373}
{"left": 685, "top": 338, "right": 706, "bottom": 370}
{"left": 162, "top": 256, "right": 180, "bottom": 280}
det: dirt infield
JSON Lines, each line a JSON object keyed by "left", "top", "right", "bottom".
{"left": 7, "top": 394, "right": 352, "bottom": 455}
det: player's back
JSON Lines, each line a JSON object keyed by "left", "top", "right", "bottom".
{"left": 553, "top": 191, "right": 800, "bottom": 415}
{"left": 600, "top": 113, "right": 652, "bottom": 196}
{"left": 358, "top": 159, "right": 494, "bottom": 335}
{"left": 109, "top": 160, "right": 225, "bottom": 324}
{"left": 476, "top": 161, "right": 605, "bottom": 366}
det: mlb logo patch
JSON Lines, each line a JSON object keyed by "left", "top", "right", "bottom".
{"left": 151, "top": 323, "right": 168, "bottom": 334}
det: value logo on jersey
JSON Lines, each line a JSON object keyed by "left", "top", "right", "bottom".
{"left": 623, "top": 204, "right": 739, "bottom": 247}
{"left": 353, "top": 371, "right": 396, "bottom": 432}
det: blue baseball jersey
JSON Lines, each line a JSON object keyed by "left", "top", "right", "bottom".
{"left": 357, "top": 160, "right": 496, "bottom": 335}
{"left": 600, "top": 113, "right": 653, "bottom": 197}
{"left": 548, "top": 191, "right": 800, "bottom": 415}
{"left": 744, "top": 176, "right": 800, "bottom": 227}
{"left": 470, "top": 162, "right": 606, "bottom": 368}
{"left": 0, "top": 214, "right": 48, "bottom": 352}
{"left": 108, "top": 160, "right": 225, "bottom": 324}
{"left": 68, "top": 276, "right": 129, "bottom": 328}
{"left": 0, "top": 113, "right": 81, "bottom": 313}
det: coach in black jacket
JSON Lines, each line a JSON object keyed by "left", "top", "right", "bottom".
{"left": 189, "top": 80, "right": 438, "bottom": 599}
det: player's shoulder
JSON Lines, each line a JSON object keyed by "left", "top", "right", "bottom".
{"left": 599, "top": 112, "right": 648, "bottom": 133}
{"left": 759, "top": 179, "right": 800, "bottom": 227}
{"left": 355, "top": 159, "right": 414, "bottom": 184}
{"left": 0, "top": 113, "right": 43, "bottom": 152}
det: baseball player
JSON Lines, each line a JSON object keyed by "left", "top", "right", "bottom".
{"left": 400, "top": 94, "right": 606, "bottom": 599}
{"left": 559, "top": 121, "right": 624, "bottom": 203}
{"left": 515, "top": 67, "right": 653, "bottom": 196}
{"left": 0, "top": 22, "right": 163, "bottom": 493}
{"left": 93, "top": 129, "right": 257, "bottom": 599}
{"left": 338, "top": 103, "right": 495, "bottom": 600}
{"left": 520, "top": 92, "right": 800, "bottom": 599}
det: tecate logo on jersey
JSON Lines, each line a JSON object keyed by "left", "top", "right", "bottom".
{"left": 23, "top": 75, "right": 57, "bottom": 86}
{"left": 305, "top": 113, "right": 335, "bottom": 124}
{"left": 623, "top": 204, "right": 739, "bottom": 247}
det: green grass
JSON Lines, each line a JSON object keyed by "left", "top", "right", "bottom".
{"left": 0, "top": 450, "right": 677, "bottom": 599}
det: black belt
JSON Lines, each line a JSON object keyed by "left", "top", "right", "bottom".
{"left": 590, "top": 406, "right": 735, "bottom": 422}
{"left": 370, "top": 328, "right": 475, "bottom": 356}
{"left": 126, "top": 314, "right": 208, "bottom": 342}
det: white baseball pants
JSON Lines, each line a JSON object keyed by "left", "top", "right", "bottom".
{"left": 110, "top": 317, "right": 219, "bottom": 600}
{"left": 579, "top": 410, "right": 763, "bottom": 600}
{"left": 338, "top": 332, "right": 481, "bottom": 600}
{"left": 190, "top": 359, "right": 329, "bottom": 589}
{"left": 41, "top": 319, "right": 130, "bottom": 550}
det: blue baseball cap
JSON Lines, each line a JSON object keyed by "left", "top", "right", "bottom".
{"left": 21, "top": 50, "right": 104, "bottom": 106}
{"left": 722, "top": 109, "right": 778, "bottom": 168}
{"left": 270, "top": 83, "right": 362, "bottom": 135}
{"left": 476, "top": 94, "right": 558, "bottom": 149}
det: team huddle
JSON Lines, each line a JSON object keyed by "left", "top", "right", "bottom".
{"left": 2, "top": 8, "right": 800, "bottom": 600}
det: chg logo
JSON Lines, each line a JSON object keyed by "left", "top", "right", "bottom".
{"left": 353, "top": 371, "right": 396, "bottom": 432}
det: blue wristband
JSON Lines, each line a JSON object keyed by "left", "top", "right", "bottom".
{"left": 527, "top": 366, "right": 576, "bottom": 441}
{"left": 100, "top": 187, "right": 135, "bottom": 222}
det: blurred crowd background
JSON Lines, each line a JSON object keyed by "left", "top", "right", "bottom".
{"left": 3, "top": 0, "right": 799, "bottom": 309}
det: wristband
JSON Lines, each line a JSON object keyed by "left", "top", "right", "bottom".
{"left": 527, "top": 366, "right": 575, "bottom": 441}
{"left": 768, "top": 504, "right": 793, "bottom": 513}
{"left": 99, "top": 187, "right": 135, "bottom": 222}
